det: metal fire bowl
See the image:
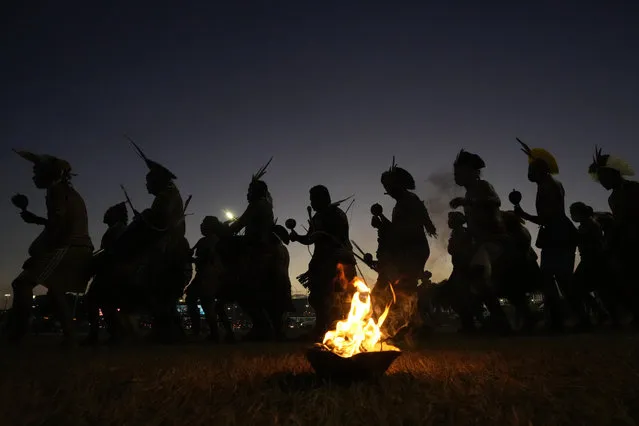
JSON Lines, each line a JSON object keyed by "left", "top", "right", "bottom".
{"left": 306, "top": 345, "right": 401, "bottom": 382}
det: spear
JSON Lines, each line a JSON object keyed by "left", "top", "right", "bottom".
{"left": 120, "top": 184, "right": 139, "bottom": 216}
{"left": 350, "top": 240, "right": 367, "bottom": 258}
{"left": 183, "top": 194, "right": 192, "bottom": 213}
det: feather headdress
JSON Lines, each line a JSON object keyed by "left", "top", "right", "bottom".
{"left": 251, "top": 157, "right": 273, "bottom": 184}
{"left": 454, "top": 149, "right": 485, "bottom": 170}
{"left": 13, "top": 149, "right": 75, "bottom": 176}
{"left": 125, "top": 134, "right": 176, "bottom": 180}
{"left": 516, "top": 138, "right": 559, "bottom": 174}
{"left": 588, "top": 146, "right": 634, "bottom": 181}
{"left": 381, "top": 156, "right": 416, "bottom": 190}
{"left": 331, "top": 194, "right": 355, "bottom": 208}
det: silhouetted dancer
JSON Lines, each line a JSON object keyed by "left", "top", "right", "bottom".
{"left": 185, "top": 216, "right": 225, "bottom": 342}
{"left": 228, "top": 159, "right": 281, "bottom": 340}
{"left": 289, "top": 185, "right": 356, "bottom": 341}
{"left": 446, "top": 211, "right": 479, "bottom": 332}
{"left": 594, "top": 211, "right": 615, "bottom": 251}
{"left": 102, "top": 203, "right": 129, "bottom": 249}
{"left": 569, "top": 202, "right": 615, "bottom": 325}
{"left": 6, "top": 150, "right": 94, "bottom": 346}
{"left": 370, "top": 202, "right": 392, "bottom": 305}
{"left": 594, "top": 210, "right": 624, "bottom": 324}
{"left": 83, "top": 202, "right": 128, "bottom": 345}
{"left": 513, "top": 140, "right": 585, "bottom": 332}
{"left": 500, "top": 210, "right": 541, "bottom": 332}
{"left": 374, "top": 158, "right": 437, "bottom": 342}
{"left": 588, "top": 147, "right": 639, "bottom": 325}
{"left": 127, "top": 138, "right": 189, "bottom": 343}
{"left": 264, "top": 223, "right": 296, "bottom": 339}
{"left": 450, "top": 150, "right": 511, "bottom": 333}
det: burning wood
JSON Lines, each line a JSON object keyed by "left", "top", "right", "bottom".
{"left": 307, "top": 273, "right": 401, "bottom": 381}
{"left": 321, "top": 277, "right": 399, "bottom": 357}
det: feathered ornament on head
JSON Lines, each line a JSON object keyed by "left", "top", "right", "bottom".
{"left": 249, "top": 157, "right": 273, "bottom": 197}
{"left": 454, "top": 149, "right": 485, "bottom": 170}
{"left": 381, "top": 156, "right": 416, "bottom": 190}
{"left": 251, "top": 157, "right": 273, "bottom": 185}
{"left": 588, "top": 146, "right": 634, "bottom": 181}
{"left": 13, "top": 149, "right": 75, "bottom": 177}
{"left": 248, "top": 158, "right": 274, "bottom": 203}
{"left": 516, "top": 138, "right": 559, "bottom": 174}
{"left": 125, "top": 134, "right": 176, "bottom": 180}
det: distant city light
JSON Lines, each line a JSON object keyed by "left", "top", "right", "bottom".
{"left": 224, "top": 210, "right": 235, "bottom": 220}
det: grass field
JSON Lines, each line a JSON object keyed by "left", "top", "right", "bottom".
{"left": 1, "top": 333, "right": 638, "bottom": 426}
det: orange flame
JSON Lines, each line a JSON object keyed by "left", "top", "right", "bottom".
{"left": 322, "top": 276, "right": 400, "bottom": 358}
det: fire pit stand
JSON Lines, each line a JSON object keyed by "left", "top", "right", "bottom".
{"left": 306, "top": 345, "right": 401, "bottom": 382}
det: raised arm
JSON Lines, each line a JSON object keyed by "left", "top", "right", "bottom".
{"left": 291, "top": 222, "right": 316, "bottom": 245}
{"left": 515, "top": 207, "right": 541, "bottom": 225}
{"left": 228, "top": 204, "right": 250, "bottom": 235}
{"left": 20, "top": 211, "right": 48, "bottom": 226}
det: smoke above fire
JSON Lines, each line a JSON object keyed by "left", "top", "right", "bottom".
{"left": 421, "top": 171, "right": 463, "bottom": 282}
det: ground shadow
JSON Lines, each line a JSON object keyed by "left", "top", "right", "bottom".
{"left": 265, "top": 372, "right": 326, "bottom": 393}
{"left": 265, "top": 370, "right": 425, "bottom": 393}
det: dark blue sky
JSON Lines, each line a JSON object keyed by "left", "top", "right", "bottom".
{"left": 1, "top": 1, "right": 638, "bottom": 297}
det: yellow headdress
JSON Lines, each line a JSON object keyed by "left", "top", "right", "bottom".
{"left": 516, "top": 138, "right": 559, "bottom": 174}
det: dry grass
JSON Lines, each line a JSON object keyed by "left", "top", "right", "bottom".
{"left": 1, "top": 333, "right": 639, "bottom": 426}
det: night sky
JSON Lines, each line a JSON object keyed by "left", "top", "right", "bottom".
{"left": 1, "top": 1, "right": 638, "bottom": 301}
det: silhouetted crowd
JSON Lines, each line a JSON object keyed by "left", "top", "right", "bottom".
{"left": 2, "top": 138, "right": 638, "bottom": 347}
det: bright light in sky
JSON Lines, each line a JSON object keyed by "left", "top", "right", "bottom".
{"left": 224, "top": 210, "right": 235, "bottom": 220}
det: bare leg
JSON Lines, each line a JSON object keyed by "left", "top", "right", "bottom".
{"left": 47, "top": 287, "right": 76, "bottom": 345}
{"left": 185, "top": 291, "right": 202, "bottom": 336}
{"left": 215, "top": 302, "right": 235, "bottom": 343}
{"left": 200, "top": 296, "right": 219, "bottom": 341}
{"left": 82, "top": 279, "right": 105, "bottom": 345}
{"left": 6, "top": 276, "right": 34, "bottom": 342}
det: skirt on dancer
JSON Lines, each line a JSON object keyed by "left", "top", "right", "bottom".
{"left": 20, "top": 245, "right": 94, "bottom": 293}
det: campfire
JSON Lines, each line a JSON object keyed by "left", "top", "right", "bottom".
{"left": 306, "top": 273, "right": 401, "bottom": 381}
{"left": 322, "top": 276, "right": 399, "bottom": 356}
